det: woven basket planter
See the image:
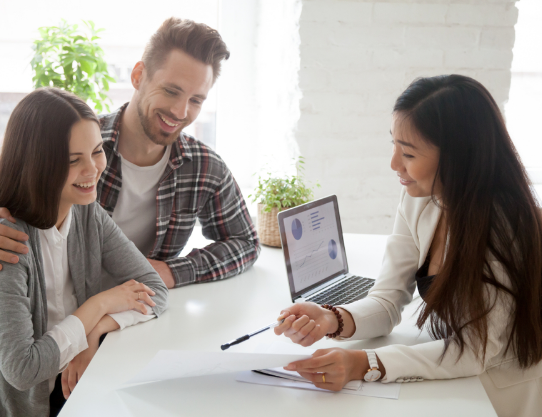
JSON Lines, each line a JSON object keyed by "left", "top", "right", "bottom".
{"left": 257, "top": 204, "right": 284, "bottom": 247}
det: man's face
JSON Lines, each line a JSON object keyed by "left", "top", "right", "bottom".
{"left": 134, "top": 49, "right": 214, "bottom": 146}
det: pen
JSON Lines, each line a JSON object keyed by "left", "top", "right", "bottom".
{"left": 220, "top": 319, "right": 286, "bottom": 350}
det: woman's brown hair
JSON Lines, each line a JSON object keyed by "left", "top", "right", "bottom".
{"left": 394, "top": 75, "right": 542, "bottom": 368}
{"left": 0, "top": 88, "right": 99, "bottom": 229}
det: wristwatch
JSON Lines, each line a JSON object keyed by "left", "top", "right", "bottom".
{"left": 363, "top": 349, "right": 381, "bottom": 382}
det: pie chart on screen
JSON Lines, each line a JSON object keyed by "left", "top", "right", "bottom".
{"left": 328, "top": 239, "right": 338, "bottom": 259}
{"left": 292, "top": 219, "right": 303, "bottom": 240}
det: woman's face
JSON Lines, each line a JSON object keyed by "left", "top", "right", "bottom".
{"left": 390, "top": 113, "right": 441, "bottom": 198}
{"left": 59, "top": 119, "right": 106, "bottom": 208}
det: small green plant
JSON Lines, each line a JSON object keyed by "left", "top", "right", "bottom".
{"left": 249, "top": 157, "right": 320, "bottom": 213}
{"left": 31, "top": 20, "right": 116, "bottom": 113}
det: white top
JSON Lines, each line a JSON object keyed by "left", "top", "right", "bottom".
{"left": 112, "top": 145, "right": 172, "bottom": 256}
{"left": 39, "top": 208, "right": 155, "bottom": 393}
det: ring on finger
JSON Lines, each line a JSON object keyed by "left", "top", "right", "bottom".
{"left": 138, "top": 292, "right": 141, "bottom": 300}
{"left": 322, "top": 373, "right": 326, "bottom": 383}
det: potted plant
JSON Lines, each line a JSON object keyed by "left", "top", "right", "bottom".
{"left": 249, "top": 157, "right": 319, "bottom": 247}
{"left": 30, "top": 20, "right": 116, "bottom": 113}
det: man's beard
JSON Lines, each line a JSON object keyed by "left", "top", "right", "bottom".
{"left": 136, "top": 102, "right": 183, "bottom": 146}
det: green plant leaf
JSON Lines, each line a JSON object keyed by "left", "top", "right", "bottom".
{"left": 29, "top": 19, "right": 115, "bottom": 113}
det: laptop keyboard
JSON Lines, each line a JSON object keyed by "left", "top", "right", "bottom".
{"left": 307, "top": 276, "right": 375, "bottom": 305}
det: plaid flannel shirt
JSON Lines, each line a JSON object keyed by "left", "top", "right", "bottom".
{"left": 97, "top": 104, "right": 260, "bottom": 287}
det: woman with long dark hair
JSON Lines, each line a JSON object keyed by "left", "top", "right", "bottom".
{"left": 274, "top": 75, "right": 542, "bottom": 416}
{"left": 0, "top": 88, "right": 168, "bottom": 416}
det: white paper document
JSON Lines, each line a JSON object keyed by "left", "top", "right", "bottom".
{"left": 120, "top": 350, "right": 311, "bottom": 388}
{"left": 256, "top": 367, "right": 362, "bottom": 391}
{"left": 236, "top": 371, "right": 401, "bottom": 399}
{"left": 240, "top": 341, "right": 401, "bottom": 399}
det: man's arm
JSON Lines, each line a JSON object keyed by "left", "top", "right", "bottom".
{"left": 165, "top": 166, "right": 260, "bottom": 288}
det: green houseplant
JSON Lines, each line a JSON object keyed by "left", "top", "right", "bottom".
{"left": 30, "top": 20, "right": 116, "bottom": 113}
{"left": 249, "top": 157, "right": 319, "bottom": 247}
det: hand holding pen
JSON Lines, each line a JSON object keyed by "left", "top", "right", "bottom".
{"left": 273, "top": 304, "right": 342, "bottom": 347}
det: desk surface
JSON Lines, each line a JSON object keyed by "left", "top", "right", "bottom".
{"left": 59, "top": 233, "right": 497, "bottom": 417}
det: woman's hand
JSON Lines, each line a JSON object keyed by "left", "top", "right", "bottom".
{"left": 284, "top": 348, "right": 367, "bottom": 391}
{"left": 61, "top": 333, "right": 100, "bottom": 399}
{"left": 61, "top": 315, "right": 121, "bottom": 399}
{"left": 74, "top": 280, "right": 156, "bottom": 335}
{"left": 274, "top": 302, "right": 355, "bottom": 347}
{"left": 94, "top": 279, "right": 156, "bottom": 316}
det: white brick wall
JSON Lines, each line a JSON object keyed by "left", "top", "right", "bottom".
{"left": 296, "top": 0, "right": 518, "bottom": 234}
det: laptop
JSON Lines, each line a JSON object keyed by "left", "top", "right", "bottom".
{"left": 277, "top": 195, "right": 375, "bottom": 305}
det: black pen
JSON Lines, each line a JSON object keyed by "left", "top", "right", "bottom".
{"left": 221, "top": 319, "right": 286, "bottom": 350}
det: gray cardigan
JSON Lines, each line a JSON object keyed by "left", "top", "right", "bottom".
{"left": 0, "top": 202, "right": 168, "bottom": 417}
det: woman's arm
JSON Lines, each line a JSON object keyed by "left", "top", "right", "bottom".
{"left": 72, "top": 279, "right": 156, "bottom": 335}
{"left": 284, "top": 348, "right": 387, "bottom": 392}
{"left": 0, "top": 255, "right": 61, "bottom": 391}
{"left": 373, "top": 262, "right": 512, "bottom": 383}
{"left": 61, "top": 315, "right": 120, "bottom": 399}
{"left": 338, "top": 189, "right": 422, "bottom": 339}
{"left": 96, "top": 204, "right": 168, "bottom": 316}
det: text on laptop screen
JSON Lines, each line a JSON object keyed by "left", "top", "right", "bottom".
{"left": 282, "top": 201, "right": 346, "bottom": 293}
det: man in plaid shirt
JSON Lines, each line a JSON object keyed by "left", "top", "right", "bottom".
{"left": 0, "top": 17, "right": 260, "bottom": 289}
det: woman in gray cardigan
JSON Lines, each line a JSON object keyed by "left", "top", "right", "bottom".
{"left": 0, "top": 88, "right": 168, "bottom": 417}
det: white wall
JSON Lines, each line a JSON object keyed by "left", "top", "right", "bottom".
{"left": 296, "top": 0, "right": 519, "bottom": 234}
{"left": 505, "top": 0, "right": 542, "bottom": 174}
{"left": 217, "top": 0, "right": 302, "bottom": 214}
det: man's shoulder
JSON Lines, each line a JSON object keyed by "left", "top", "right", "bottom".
{"left": 98, "top": 104, "right": 127, "bottom": 141}
{"left": 97, "top": 109, "right": 117, "bottom": 126}
{"left": 179, "top": 133, "right": 227, "bottom": 171}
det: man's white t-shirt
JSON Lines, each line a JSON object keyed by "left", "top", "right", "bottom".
{"left": 113, "top": 145, "right": 172, "bottom": 256}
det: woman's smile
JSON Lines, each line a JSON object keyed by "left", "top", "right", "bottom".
{"left": 398, "top": 174, "right": 415, "bottom": 186}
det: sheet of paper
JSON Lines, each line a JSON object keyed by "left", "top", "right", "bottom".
{"left": 236, "top": 371, "right": 401, "bottom": 399}
{"left": 243, "top": 340, "right": 401, "bottom": 399}
{"left": 259, "top": 367, "right": 362, "bottom": 391}
{"left": 120, "top": 350, "right": 311, "bottom": 388}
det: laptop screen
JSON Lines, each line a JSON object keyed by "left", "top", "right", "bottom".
{"left": 278, "top": 195, "right": 349, "bottom": 300}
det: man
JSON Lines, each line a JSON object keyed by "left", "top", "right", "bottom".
{"left": 0, "top": 17, "right": 260, "bottom": 288}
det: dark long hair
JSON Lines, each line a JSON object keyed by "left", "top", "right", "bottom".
{"left": 0, "top": 88, "right": 99, "bottom": 229}
{"left": 394, "top": 75, "right": 542, "bottom": 368}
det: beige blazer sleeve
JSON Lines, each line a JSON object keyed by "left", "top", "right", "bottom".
{"left": 337, "top": 188, "right": 421, "bottom": 342}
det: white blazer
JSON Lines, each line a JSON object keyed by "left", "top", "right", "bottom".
{"left": 339, "top": 188, "right": 542, "bottom": 417}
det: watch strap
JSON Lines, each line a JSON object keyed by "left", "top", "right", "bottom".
{"left": 364, "top": 349, "right": 379, "bottom": 370}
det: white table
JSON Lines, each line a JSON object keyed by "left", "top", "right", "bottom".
{"left": 59, "top": 233, "right": 497, "bottom": 417}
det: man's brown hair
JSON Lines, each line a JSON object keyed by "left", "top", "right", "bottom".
{"left": 142, "top": 17, "right": 230, "bottom": 82}
{"left": 0, "top": 88, "right": 99, "bottom": 229}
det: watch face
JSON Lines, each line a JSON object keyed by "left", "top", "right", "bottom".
{"left": 364, "top": 369, "right": 381, "bottom": 382}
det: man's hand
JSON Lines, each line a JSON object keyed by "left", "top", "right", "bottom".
{"left": 0, "top": 208, "right": 29, "bottom": 270}
{"left": 147, "top": 259, "right": 175, "bottom": 289}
